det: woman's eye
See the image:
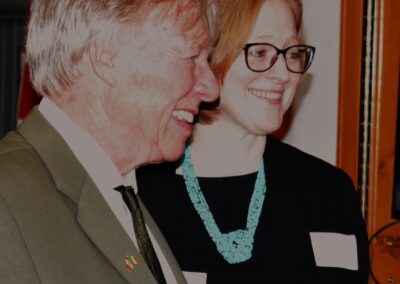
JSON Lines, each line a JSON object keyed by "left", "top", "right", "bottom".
{"left": 288, "top": 52, "right": 301, "bottom": 60}
{"left": 249, "top": 48, "right": 267, "bottom": 58}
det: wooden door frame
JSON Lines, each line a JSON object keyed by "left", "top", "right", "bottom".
{"left": 337, "top": 0, "right": 364, "bottom": 187}
{"left": 338, "top": 0, "right": 400, "bottom": 282}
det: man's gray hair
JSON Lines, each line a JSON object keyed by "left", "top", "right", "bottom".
{"left": 26, "top": 0, "right": 219, "bottom": 97}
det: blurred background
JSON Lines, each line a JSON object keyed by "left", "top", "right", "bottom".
{"left": 0, "top": 0, "right": 29, "bottom": 137}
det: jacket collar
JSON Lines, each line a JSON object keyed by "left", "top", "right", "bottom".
{"left": 17, "top": 108, "right": 184, "bottom": 283}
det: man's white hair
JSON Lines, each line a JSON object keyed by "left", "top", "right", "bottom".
{"left": 26, "top": 0, "right": 219, "bottom": 96}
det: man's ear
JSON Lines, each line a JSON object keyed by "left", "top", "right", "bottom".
{"left": 88, "top": 40, "right": 117, "bottom": 88}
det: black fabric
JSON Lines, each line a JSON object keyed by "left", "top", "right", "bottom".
{"left": 138, "top": 136, "right": 369, "bottom": 284}
{"left": 114, "top": 185, "right": 166, "bottom": 284}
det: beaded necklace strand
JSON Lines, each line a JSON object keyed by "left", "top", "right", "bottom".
{"left": 182, "top": 145, "right": 267, "bottom": 264}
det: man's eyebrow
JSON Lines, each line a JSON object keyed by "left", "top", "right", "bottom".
{"left": 184, "top": 38, "right": 208, "bottom": 53}
{"left": 192, "top": 37, "right": 213, "bottom": 53}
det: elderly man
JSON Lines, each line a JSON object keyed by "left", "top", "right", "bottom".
{"left": 0, "top": 0, "right": 219, "bottom": 283}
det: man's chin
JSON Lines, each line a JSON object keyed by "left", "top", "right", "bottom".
{"left": 163, "top": 152, "right": 184, "bottom": 163}
{"left": 161, "top": 145, "right": 186, "bottom": 163}
{"left": 143, "top": 146, "right": 185, "bottom": 165}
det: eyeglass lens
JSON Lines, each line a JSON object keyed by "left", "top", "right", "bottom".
{"left": 246, "top": 44, "right": 314, "bottom": 73}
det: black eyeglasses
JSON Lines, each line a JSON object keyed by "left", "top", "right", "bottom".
{"left": 243, "top": 43, "right": 316, "bottom": 74}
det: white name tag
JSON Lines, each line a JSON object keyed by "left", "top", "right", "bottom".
{"left": 183, "top": 271, "right": 207, "bottom": 284}
{"left": 309, "top": 232, "right": 358, "bottom": 271}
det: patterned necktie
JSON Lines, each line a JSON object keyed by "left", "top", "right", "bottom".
{"left": 114, "top": 185, "right": 166, "bottom": 284}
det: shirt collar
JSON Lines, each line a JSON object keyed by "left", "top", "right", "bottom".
{"left": 38, "top": 97, "right": 137, "bottom": 191}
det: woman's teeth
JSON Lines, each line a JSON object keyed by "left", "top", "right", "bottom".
{"left": 172, "top": 110, "right": 194, "bottom": 123}
{"left": 248, "top": 89, "right": 281, "bottom": 100}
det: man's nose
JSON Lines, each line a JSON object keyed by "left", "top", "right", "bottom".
{"left": 194, "top": 55, "right": 219, "bottom": 102}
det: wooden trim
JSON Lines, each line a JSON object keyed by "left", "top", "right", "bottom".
{"left": 336, "top": 0, "right": 364, "bottom": 186}
{"left": 368, "top": 0, "right": 400, "bottom": 281}
{"left": 337, "top": 0, "right": 400, "bottom": 282}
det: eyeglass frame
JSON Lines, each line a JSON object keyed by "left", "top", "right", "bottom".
{"left": 242, "top": 43, "right": 316, "bottom": 74}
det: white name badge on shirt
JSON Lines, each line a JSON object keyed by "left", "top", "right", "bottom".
{"left": 183, "top": 271, "right": 207, "bottom": 284}
{"left": 309, "top": 232, "right": 358, "bottom": 271}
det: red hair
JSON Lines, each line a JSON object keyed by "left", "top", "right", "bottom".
{"left": 200, "top": 0, "right": 303, "bottom": 123}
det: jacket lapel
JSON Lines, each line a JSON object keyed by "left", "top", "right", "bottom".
{"left": 18, "top": 108, "right": 157, "bottom": 283}
{"left": 77, "top": 176, "right": 157, "bottom": 283}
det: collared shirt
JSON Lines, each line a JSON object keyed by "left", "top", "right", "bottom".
{"left": 39, "top": 97, "right": 178, "bottom": 284}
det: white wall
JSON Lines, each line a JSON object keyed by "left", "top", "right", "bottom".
{"left": 282, "top": 0, "right": 341, "bottom": 165}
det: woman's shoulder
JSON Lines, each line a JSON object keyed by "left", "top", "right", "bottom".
{"left": 265, "top": 136, "right": 355, "bottom": 193}
{"left": 267, "top": 136, "right": 347, "bottom": 175}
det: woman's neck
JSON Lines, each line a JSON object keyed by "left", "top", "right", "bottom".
{"left": 177, "top": 119, "right": 267, "bottom": 177}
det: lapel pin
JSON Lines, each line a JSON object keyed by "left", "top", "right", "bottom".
{"left": 124, "top": 255, "right": 140, "bottom": 272}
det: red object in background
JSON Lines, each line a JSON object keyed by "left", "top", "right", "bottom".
{"left": 17, "top": 0, "right": 40, "bottom": 122}
{"left": 17, "top": 56, "right": 41, "bottom": 122}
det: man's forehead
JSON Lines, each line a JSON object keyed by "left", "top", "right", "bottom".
{"left": 135, "top": 11, "right": 210, "bottom": 53}
{"left": 181, "top": 19, "right": 211, "bottom": 50}
{"left": 145, "top": 4, "right": 209, "bottom": 40}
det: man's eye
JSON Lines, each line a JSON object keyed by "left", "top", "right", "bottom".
{"left": 182, "top": 49, "right": 200, "bottom": 62}
{"left": 183, "top": 55, "right": 197, "bottom": 66}
{"left": 206, "top": 48, "right": 214, "bottom": 63}
{"left": 190, "top": 54, "right": 200, "bottom": 60}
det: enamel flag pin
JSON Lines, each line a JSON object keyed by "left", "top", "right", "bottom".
{"left": 124, "top": 255, "right": 140, "bottom": 272}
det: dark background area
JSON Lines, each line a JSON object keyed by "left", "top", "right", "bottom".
{"left": 0, "top": 0, "right": 29, "bottom": 138}
{"left": 0, "top": 0, "right": 28, "bottom": 12}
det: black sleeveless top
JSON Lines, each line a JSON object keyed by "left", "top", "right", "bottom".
{"left": 137, "top": 137, "right": 369, "bottom": 284}
{"left": 139, "top": 169, "right": 271, "bottom": 283}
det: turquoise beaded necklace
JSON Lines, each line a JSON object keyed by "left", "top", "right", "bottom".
{"left": 182, "top": 145, "right": 267, "bottom": 264}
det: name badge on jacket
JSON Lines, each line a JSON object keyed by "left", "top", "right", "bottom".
{"left": 309, "top": 232, "right": 358, "bottom": 271}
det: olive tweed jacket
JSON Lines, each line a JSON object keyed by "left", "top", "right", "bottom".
{"left": 0, "top": 108, "right": 187, "bottom": 284}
